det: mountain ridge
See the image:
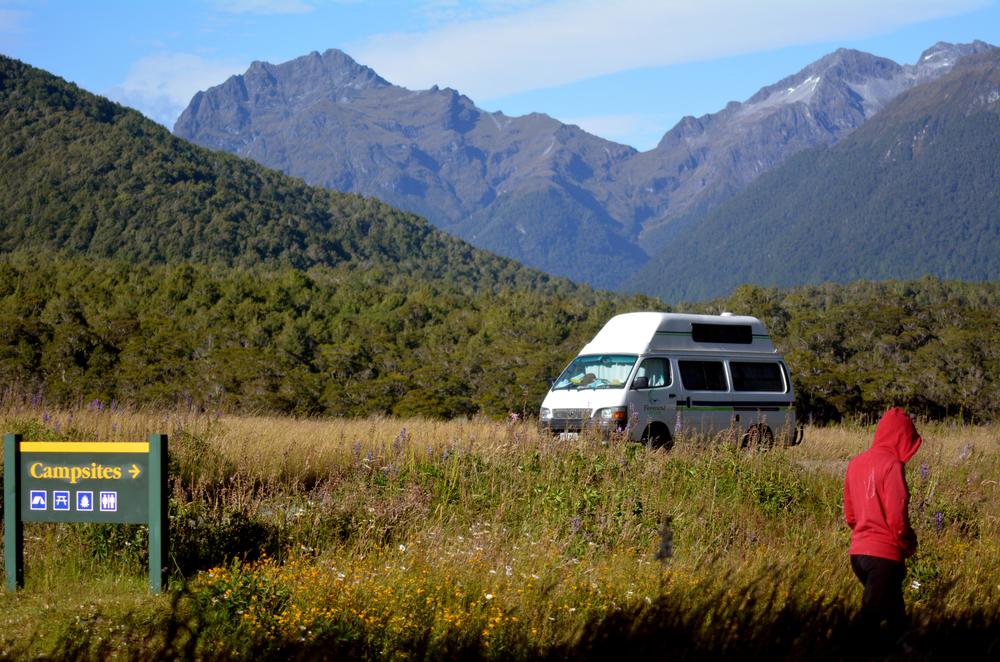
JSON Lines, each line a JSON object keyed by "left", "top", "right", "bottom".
{"left": 175, "top": 41, "right": 993, "bottom": 290}
{"left": 622, "top": 48, "right": 1000, "bottom": 301}
{"left": 0, "top": 54, "right": 575, "bottom": 297}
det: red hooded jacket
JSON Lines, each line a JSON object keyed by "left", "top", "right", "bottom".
{"left": 844, "top": 408, "right": 921, "bottom": 562}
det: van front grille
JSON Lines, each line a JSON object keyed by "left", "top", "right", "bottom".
{"left": 552, "top": 409, "right": 592, "bottom": 419}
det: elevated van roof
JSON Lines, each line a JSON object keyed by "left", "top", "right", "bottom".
{"left": 579, "top": 312, "right": 778, "bottom": 356}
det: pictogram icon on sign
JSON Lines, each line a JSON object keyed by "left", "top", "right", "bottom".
{"left": 76, "top": 491, "right": 93, "bottom": 511}
{"left": 53, "top": 491, "right": 70, "bottom": 511}
{"left": 100, "top": 491, "right": 117, "bottom": 512}
{"left": 29, "top": 490, "right": 46, "bottom": 510}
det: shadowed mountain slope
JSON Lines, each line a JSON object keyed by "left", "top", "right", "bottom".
{"left": 0, "top": 54, "right": 577, "bottom": 296}
{"left": 623, "top": 49, "right": 1000, "bottom": 302}
{"left": 175, "top": 43, "right": 992, "bottom": 290}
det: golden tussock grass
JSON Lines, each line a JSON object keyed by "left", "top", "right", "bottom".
{"left": 0, "top": 397, "right": 998, "bottom": 660}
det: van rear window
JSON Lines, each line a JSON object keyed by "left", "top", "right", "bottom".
{"left": 679, "top": 361, "right": 728, "bottom": 391}
{"left": 730, "top": 362, "right": 785, "bottom": 392}
{"left": 691, "top": 323, "right": 752, "bottom": 344}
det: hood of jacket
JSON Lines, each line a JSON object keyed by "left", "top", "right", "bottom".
{"left": 871, "top": 407, "right": 921, "bottom": 463}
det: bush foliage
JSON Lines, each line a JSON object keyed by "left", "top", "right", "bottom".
{"left": 0, "top": 254, "right": 999, "bottom": 422}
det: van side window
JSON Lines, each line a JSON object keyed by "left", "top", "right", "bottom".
{"left": 730, "top": 362, "right": 786, "bottom": 392}
{"left": 636, "top": 358, "right": 671, "bottom": 388}
{"left": 679, "top": 361, "right": 728, "bottom": 391}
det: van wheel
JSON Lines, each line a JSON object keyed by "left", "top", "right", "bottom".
{"left": 641, "top": 423, "right": 673, "bottom": 451}
{"left": 741, "top": 424, "right": 774, "bottom": 449}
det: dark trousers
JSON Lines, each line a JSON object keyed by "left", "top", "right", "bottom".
{"left": 850, "top": 554, "right": 907, "bottom": 634}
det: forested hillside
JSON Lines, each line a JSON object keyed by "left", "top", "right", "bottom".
{"left": 0, "top": 55, "right": 571, "bottom": 296}
{"left": 625, "top": 49, "right": 1000, "bottom": 301}
{"left": 1, "top": 56, "right": 998, "bottom": 425}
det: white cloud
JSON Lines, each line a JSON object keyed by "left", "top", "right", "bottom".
{"left": 559, "top": 113, "right": 679, "bottom": 151}
{"left": 0, "top": 8, "right": 30, "bottom": 34}
{"left": 351, "top": 0, "right": 989, "bottom": 102}
{"left": 101, "top": 52, "right": 247, "bottom": 130}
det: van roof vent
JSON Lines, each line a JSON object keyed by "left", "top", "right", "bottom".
{"left": 720, "top": 312, "right": 734, "bottom": 317}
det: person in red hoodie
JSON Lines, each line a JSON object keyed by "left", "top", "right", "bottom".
{"left": 844, "top": 407, "right": 921, "bottom": 634}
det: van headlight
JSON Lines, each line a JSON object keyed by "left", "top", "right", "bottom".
{"left": 599, "top": 407, "right": 628, "bottom": 422}
{"left": 538, "top": 408, "right": 551, "bottom": 420}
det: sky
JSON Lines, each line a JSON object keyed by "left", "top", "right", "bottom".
{"left": 1, "top": 0, "right": 998, "bottom": 152}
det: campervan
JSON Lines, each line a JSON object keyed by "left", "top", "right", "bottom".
{"left": 537, "top": 312, "right": 801, "bottom": 448}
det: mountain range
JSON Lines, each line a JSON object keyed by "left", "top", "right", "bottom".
{"left": 624, "top": 48, "right": 1000, "bottom": 301}
{"left": 174, "top": 41, "right": 993, "bottom": 291}
{"left": 0, "top": 54, "right": 571, "bottom": 297}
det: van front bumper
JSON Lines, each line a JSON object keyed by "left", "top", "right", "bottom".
{"left": 538, "top": 409, "right": 624, "bottom": 436}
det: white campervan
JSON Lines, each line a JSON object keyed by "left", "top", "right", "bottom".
{"left": 537, "top": 312, "right": 801, "bottom": 448}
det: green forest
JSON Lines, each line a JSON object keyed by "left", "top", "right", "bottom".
{"left": 1, "top": 251, "right": 997, "bottom": 424}
{"left": 0, "top": 250, "right": 655, "bottom": 418}
{"left": 1, "top": 55, "right": 999, "bottom": 424}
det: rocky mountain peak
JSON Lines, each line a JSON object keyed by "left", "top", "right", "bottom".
{"left": 951, "top": 44, "right": 1000, "bottom": 73}
{"left": 907, "top": 40, "right": 995, "bottom": 83}
{"left": 253, "top": 49, "right": 391, "bottom": 105}
{"left": 175, "top": 39, "right": 997, "bottom": 291}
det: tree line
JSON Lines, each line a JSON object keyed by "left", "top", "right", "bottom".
{"left": 1, "top": 252, "right": 998, "bottom": 423}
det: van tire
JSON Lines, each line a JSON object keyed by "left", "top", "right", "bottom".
{"left": 741, "top": 424, "right": 774, "bottom": 449}
{"left": 641, "top": 423, "right": 673, "bottom": 451}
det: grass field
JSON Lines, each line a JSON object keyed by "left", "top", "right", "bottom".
{"left": 0, "top": 396, "right": 997, "bottom": 660}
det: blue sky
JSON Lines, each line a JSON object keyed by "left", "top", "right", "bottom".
{"left": 1, "top": 0, "right": 998, "bottom": 151}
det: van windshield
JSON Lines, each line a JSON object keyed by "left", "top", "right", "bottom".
{"left": 552, "top": 355, "right": 637, "bottom": 391}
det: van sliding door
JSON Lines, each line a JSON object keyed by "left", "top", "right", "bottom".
{"left": 630, "top": 357, "right": 675, "bottom": 442}
{"left": 677, "top": 360, "right": 732, "bottom": 440}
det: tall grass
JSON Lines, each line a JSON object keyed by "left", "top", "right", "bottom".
{"left": 0, "top": 394, "right": 997, "bottom": 660}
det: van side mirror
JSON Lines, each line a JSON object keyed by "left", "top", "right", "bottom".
{"left": 631, "top": 376, "right": 648, "bottom": 390}
{"left": 547, "top": 377, "right": 556, "bottom": 386}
